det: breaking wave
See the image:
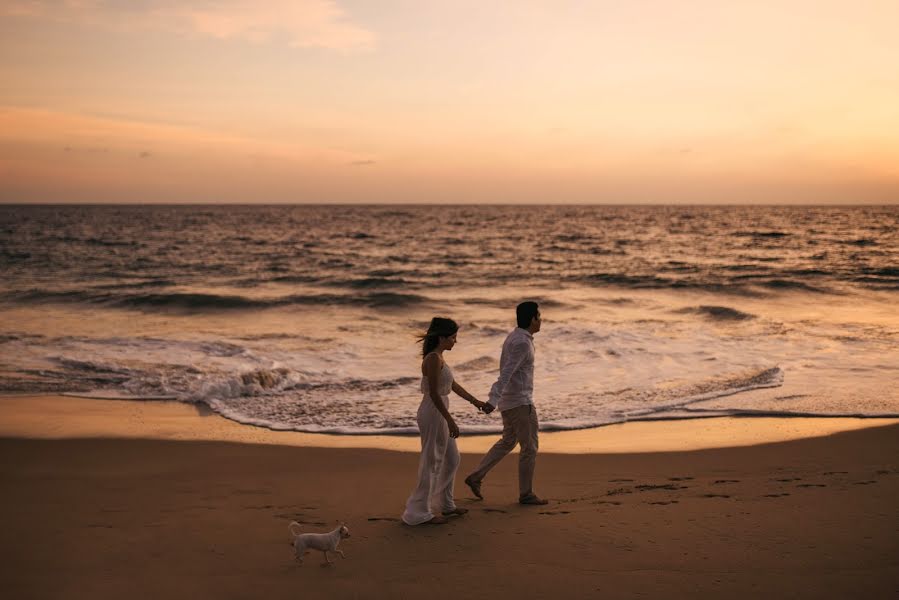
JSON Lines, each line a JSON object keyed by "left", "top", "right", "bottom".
{"left": 676, "top": 306, "right": 756, "bottom": 321}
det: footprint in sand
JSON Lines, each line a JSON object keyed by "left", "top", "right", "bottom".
{"left": 713, "top": 480, "right": 740, "bottom": 484}
{"left": 668, "top": 477, "right": 694, "bottom": 481}
{"left": 279, "top": 516, "right": 326, "bottom": 525}
{"left": 606, "top": 487, "right": 634, "bottom": 496}
{"left": 797, "top": 483, "right": 826, "bottom": 488}
{"left": 701, "top": 494, "right": 731, "bottom": 498}
{"left": 482, "top": 508, "right": 508, "bottom": 514}
{"left": 773, "top": 477, "right": 801, "bottom": 482}
{"left": 648, "top": 501, "right": 678, "bottom": 505}
{"left": 635, "top": 484, "right": 686, "bottom": 491}
{"left": 763, "top": 493, "right": 790, "bottom": 498}
{"left": 272, "top": 513, "right": 324, "bottom": 525}
{"left": 608, "top": 478, "right": 635, "bottom": 483}
{"left": 539, "top": 510, "right": 571, "bottom": 515}
{"left": 823, "top": 471, "right": 848, "bottom": 475}
{"left": 367, "top": 517, "right": 400, "bottom": 522}
{"left": 853, "top": 480, "right": 877, "bottom": 486}
{"left": 592, "top": 500, "right": 622, "bottom": 506}
{"left": 558, "top": 496, "right": 596, "bottom": 504}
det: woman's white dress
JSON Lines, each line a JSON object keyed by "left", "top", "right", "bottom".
{"left": 401, "top": 361, "right": 460, "bottom": 525}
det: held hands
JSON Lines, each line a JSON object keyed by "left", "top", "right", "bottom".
{"left": 469, "top": 398, "right": 493, "bottom": 414}
{"left": 448, "top": 399, "right": 493, "bottom": 438}
{"left": 478, "top": 402, "right": 495, "bottom": 415}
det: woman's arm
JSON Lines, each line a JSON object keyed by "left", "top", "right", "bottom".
{"left": 452, "top": 381, "right": 487, "bottom": 410}
{"left": 424, "top": 354, "right": 459, "bottom": 437}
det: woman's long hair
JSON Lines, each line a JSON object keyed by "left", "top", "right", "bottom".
{"left": 419, "top": 317, "right": 459, "bottom": 357}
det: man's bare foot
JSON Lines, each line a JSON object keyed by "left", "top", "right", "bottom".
{"left": 424, "top": 515, "right": 449, "bottom": 525}
{"left": 464, "top": 476, "right": 483, "bottom": 499}
{"left": 442, "top": 507, "right": 469, "bottom": 517}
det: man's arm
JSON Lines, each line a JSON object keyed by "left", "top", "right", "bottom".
{"left": 487, "top": 340, "right": 530, "bottom": 408}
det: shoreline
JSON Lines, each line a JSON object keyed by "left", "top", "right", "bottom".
{"left": 2, "top": 393, "right": 897, "bottom": 453}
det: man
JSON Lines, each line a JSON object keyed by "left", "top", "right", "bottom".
{"left": 464, "top": 301, "right": 548, "bottom": 505}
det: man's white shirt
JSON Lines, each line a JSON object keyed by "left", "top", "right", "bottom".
{"left": 487, "top": 327, "right": 535, "bottom": 412}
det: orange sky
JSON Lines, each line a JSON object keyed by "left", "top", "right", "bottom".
{"left": 1, "top": 1, "right": 897, "bottom": 204}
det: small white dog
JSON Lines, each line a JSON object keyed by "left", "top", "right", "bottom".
{"left": 288, "top": 521, "right": 350, "bottom": 566}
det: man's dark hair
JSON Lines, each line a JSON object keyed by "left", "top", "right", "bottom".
{"left": 516, "top": 301, "right": 540, "bottom": 329}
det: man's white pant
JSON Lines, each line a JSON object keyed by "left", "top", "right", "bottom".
{"left": 467, "top": 404, "right": 539, "bottom": 498}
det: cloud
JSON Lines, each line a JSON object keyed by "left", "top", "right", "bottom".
{"left": 1, "top": 105, "right": 369, "bottom": 166}
{"left": 1, "top": 0, "right": 376, "bottom": 51}
{"left": 63, "top": 145, "right": 109, "bottom": 153}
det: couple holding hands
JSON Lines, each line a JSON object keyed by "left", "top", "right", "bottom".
{"left": 402, "top": 301, "right": 547, "bottom": 526}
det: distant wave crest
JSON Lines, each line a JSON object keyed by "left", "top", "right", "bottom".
{"left": 1, "top": 289, "right": 428, "bottom": 311}
{"left": 676, "top": 305, "right": 756, "bottom": 321}
{"left": 454, "top": 356, "right": 499, "bottom": 372}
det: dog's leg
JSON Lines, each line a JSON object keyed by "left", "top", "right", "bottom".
{"left": 322, "top": 550, "right": 333, "bottom": 566}
{"left": 336, "top": 550, "right": 346, "bottom": 559}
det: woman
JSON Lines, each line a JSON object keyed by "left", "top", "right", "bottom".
{"left": 402, "top": 317, "right": 487, "bottom": 525}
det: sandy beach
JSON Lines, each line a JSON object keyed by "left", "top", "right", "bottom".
{"left": 0, "top": 396, "right": 896, "bottom": 599}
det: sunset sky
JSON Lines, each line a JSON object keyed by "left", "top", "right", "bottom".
{"left": 1, "top": 1, "right": 897, "bottom": 204}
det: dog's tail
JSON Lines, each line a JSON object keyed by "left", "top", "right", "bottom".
{"left": 288, "top": 521, "right": 303, "bottom": 539}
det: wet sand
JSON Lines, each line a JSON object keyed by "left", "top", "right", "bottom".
{"left": 0, "top": 395, "right": 897, "bottom": 599}
{"left": 2, "top": 394, "right": 896, "bottom": 453}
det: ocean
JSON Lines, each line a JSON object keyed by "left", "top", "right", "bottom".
{"left": 1, "top": 204, "right": 897, "bottom": 434}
